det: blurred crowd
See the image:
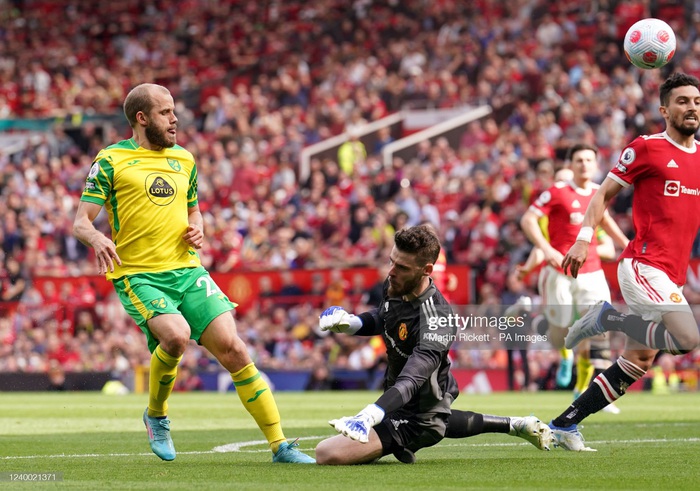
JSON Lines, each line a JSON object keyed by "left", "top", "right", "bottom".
{"left": 1, "top": 0, "right": 700, "bottom": 387}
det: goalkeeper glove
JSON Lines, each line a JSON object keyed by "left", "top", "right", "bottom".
{"left": 319, "top": 306, "right": 362, "bottom": 334}
{"left": 329, "top": 404, "right": 385, "bottom": 443}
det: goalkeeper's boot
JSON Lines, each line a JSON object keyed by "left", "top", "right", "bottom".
{"left": 555, "top": 354, "right": 573, "bottom": 388}
{"left": 273, "top": 439, "right": 316, "bottom": 463}
{"left": 548, "top": 421, "right": 596, "bottom": 451}
{"left": 509, "top": 416, "right": 553, "bottom": 451}
{"left": 393, "top": 448, "right": 416, "bottom": 464}
{"left": 565, "top": 300, "right": 612, "bottom": 349}
{"left": 143, "top": 408, "right": 176, "bottom": 461}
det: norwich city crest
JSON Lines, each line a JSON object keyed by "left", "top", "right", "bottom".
{"left": 167, "top": 158, "right": 181, "bottom": 172}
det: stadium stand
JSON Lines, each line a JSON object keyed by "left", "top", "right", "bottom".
{"left": 1, "top": 1, "right": 699, "bottom": 391}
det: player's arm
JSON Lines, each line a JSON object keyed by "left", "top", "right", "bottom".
{"left": 73, "top": 200, "right": 122, "bottom": 275}
{"left": 595, "top": 229, "right": 615, "bottom": 261}
{"left": 328, "top": 345, "right": 445, "bottom": 443}
{"left": 183, "top": 204, "right": 204, "bottom": 249}
{"left": 520, "top": 209, "right": 563, "bottom": 268}
{"left": 600, "top": 210, "right": 630, "bottom": 250}
{"left": 563, "top": 177, "right": 623, "bottom": 277}
{"left": 516, "top": 246, "right": 545, "bottom": 279}
{"left": 321, "top": 305, "right": 389, "bottom": 443}
{"left": 375, "top": 343, "right": 444, "bottom": 413}
{"left": 329, "top": 306, "right": 454, "bottom": 443}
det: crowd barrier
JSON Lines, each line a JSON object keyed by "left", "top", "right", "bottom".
{"left": 0, "top": 371, "right": 111, "bottom": 391}
{"left": 2, "top": 367, "right": 689, "bottom": 392}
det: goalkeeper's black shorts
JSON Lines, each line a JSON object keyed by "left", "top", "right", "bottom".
{"left": 374, "top": 408, "right": 448, "bottom": 458}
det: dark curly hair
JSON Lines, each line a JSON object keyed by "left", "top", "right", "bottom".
{"left": 660, "top": 73, "right": 700, "bottom": 106}
{"left": 393, "top": 225, "right": 441, "bottom": 266}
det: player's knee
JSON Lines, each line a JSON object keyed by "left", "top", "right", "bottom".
{"left": 663, "top": 313, "right": 700, "bottom": 351}
{"left": 159, "top": 334, "right": 189, "bottom": 357}
{"left": 314, "top": 439, "right": 345, "bottom": 465}
{"left": 673, "top": 329, "right": 700, "bottom": 352}
{"left": 216, "top": 336, "right": 251, "bottom": 370}
{"left": 622, "top": 351, "right": 655, "bottom": 371}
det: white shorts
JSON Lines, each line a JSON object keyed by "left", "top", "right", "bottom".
{"left": 617, "top": 258, "right": 691, "bottom": 323}
{"left": 539, "top": 265, "right": 611, "bottom": 327}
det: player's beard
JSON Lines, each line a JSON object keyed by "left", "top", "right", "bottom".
{"left": 672, "top": 114, "right": 700, "bottom": 137}
{"left": 388, "top": 272, "right": 423, "bottom": 297}
{"left": 145, "top": 123, "right": 176, "bottom": 149}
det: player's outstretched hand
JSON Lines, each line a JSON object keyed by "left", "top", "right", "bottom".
{"left": 329, "top": 404, "right": 385, "bottom": 443}
{"left": 319, "top": 306, "right": 362, "bottom": 334}
{"left": 562, "top": 241, "right": 589, "bottom": 278}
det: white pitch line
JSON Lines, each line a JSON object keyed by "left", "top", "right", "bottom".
{"left": 0, "top": 436, "right": 327, "bottom": 461}
{"left": 1, "top": 451, "right": 213, "bottom": 460}
{"left": 211, "top": 435, "right": 324, "bottom": 453}
{"left": 1, "top": 436, "right": 698, "bottom": 461}
{"left": 437, "top": 437, "right": 700, "bottom": 449}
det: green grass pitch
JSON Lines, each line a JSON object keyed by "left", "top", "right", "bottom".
{"left": 1, "top": 390, "right": 698, "bottom": 490}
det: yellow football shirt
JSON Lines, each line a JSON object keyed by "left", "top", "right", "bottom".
{"left": 80, "top": 138, "right": 201, "bottom": 280}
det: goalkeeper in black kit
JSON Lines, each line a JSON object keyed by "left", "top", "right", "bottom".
{"left": 314, "top": 225, "right": 553, "bottom": 465}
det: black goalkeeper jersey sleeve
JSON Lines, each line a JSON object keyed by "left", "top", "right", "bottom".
{"left": 355, "top": 279, "right": 460, "bottom": 415}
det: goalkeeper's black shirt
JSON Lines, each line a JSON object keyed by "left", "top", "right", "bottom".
{"left": 356, "top": 278, "right": 459, "bottom": 416}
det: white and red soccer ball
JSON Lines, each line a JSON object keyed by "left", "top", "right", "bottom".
{"left": 623, "top": 18, "right": 676, "bottom": 70}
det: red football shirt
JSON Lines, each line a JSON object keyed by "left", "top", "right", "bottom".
{"left": 609, "top": 132, "right": 700, "bottom": 286}
{"left": 529, "top": 181, "right": 602, "bottom": 274}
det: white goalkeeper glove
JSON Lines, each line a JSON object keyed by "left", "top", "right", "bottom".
{"left": 319, "top": 306, "right": 362, "bottom": 334}
{"left": 329, "top": 404, "right": 385, "bottom": 443}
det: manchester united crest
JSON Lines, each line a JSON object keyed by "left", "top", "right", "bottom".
{"left": 670, "top": 293, "right": 682, "bottom": 303}
{"left": 398, "top": 323, "right": 408, "bottom": 341}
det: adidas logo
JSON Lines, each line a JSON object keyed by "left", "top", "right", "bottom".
{"left": 391, "top": 418, "right": 409, "bottom": 430}
{"left": 667, "top": 159, "right": 679, "bottom": 168}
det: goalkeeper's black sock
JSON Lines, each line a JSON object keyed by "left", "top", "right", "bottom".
{"left": 445, "top": 410, "right": 510, "bottom": 438}
{"left": 552, "top": 356, "right": 645, "bottom": 427}
{"left": 600, "top": 310, "right": 689, "bottom": 354}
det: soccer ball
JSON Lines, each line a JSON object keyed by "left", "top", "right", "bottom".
{"left": 623, "top": 18, "right": 676, "bottom": 69}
